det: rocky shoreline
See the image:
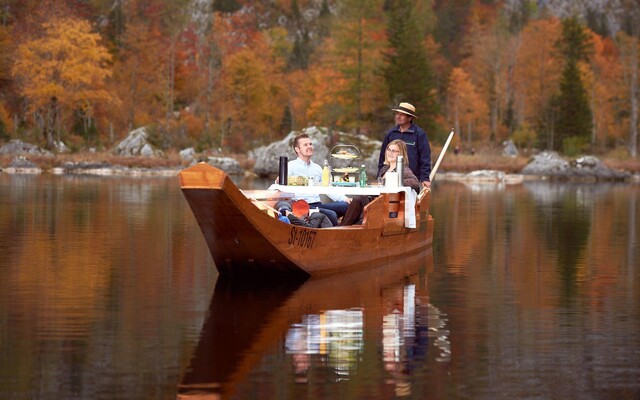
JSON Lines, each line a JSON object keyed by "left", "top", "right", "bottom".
{"left": 1, "top": 126, "right": 639, "bottom": 184}
{"left": 3, "top": 155, "right": 638, "bottom": 185}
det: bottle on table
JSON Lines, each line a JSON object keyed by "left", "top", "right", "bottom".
{"left": 279, "top": 156, "right": 288, "bottom": 185}
{"left": 359, "top": 164, "right": 367, "bottom": 187}
{"left": 397, "top": 156, "right": 404, "bottom": 187}
{"left": 322, "top": 159, "right": 330, "bottom": 186}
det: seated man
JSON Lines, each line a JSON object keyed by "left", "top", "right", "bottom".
{"left": 284, "top": 133, "right": 351, "bottom": 226}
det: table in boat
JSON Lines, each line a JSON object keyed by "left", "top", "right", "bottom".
{"left": 267, "top": 184, "right": 417, "bottom": 228}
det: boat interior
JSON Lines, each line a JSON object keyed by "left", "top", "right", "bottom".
{"left": 242, "top": 189, "right": 430, "bottom": 230}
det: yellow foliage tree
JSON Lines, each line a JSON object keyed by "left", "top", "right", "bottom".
{"left": 304, "top": 63, "right": 349, "bottom": 128}
{"left": 12, "top": 17, "right": 112, "bottom": 149}
{"left": 461, "top": 11, "right": 512, "bottom": 141}
{"left": 0, "top": 102, "right": 13, "bottom": 138}
{"left": 584, "top": 33, "right": 624, "bottom": 150}
{"left": 617, "top": 31, "right": 640, "bottom": 157}
{"left": 218, "top": 41, "right": 287, "bottom": 151}
{"left": 446, "top": 67, "right": 488, "bottom": 144}
{"left": 111, "top": 22, "right": 167, "bottom": 134}
{"left": 0, "top": 25, "right": 11, "bottom": 89}
{"left": 513, "top": 18, "right": 563, "bottom": 139}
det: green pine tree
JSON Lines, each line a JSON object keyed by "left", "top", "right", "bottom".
{"left": 383, "top": 0, "right": 438, "bottom": 133}
{"left": 553, "top": 17, "right": 593, "bottom": 154}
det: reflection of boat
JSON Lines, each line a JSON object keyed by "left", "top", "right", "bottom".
{"left": 177, "top": 249, "right": 438, "bottom": 399}
{"left": 178, "top": 163, "right": 434, "bottom": 278}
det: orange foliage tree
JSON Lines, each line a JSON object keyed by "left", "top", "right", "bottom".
{"left": 512, "top": 18, "right": 563, "bottom": 147}
{"left": 617, "top": 31, "right": 639, "bottom": 157}
{"left": 460, "top": 9, "right": 512, "bottom": 141}
{"left": 0, "top": 25, "right": 11, "bottom": 91}
{"left": 12, "top": 17, "right": 113, "bottom": 149}
{"left": 302, "top": 62, "right": 349, "bottom": 129}
{"left": 217, "top": 34, "right": 288, "bottom": 152}
{"left": 319, "top": 0, "right": 388, "bottom": 134}
{"left": 446, "top": 67, "right": 488, "bottom": 144}
{"left": 111, "top": 21, "right": 167, "bottom": 136}
{"left": 584, "top": 33, "right": 624, "bottom": 150}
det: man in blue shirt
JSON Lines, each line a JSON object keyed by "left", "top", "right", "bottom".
{"left": 286, "top": 134, "right": 351, "bottom": 225}
{"left": 377, "top": 102, "right": 431, "bottom": 190}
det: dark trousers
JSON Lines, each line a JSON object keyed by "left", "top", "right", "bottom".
{"left": 309, "top": 202, "right": 339, "bottom": 226}
{"left": 339, "top": 196, "right": 372, "bottom": 226}
{"left": 318, "top": 201, "right": 349, "bottom": 218}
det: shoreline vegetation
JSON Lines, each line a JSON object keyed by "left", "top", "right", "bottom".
{"left": 1, "top": 143, "right": 639, "bottom": 183}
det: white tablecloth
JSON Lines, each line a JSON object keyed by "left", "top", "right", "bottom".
{"left": 267, "top": 184, "right": 417, "bottom": 228}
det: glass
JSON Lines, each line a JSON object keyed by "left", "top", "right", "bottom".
{"left": 386, "top": 148, "right": 400, "bottom": 154}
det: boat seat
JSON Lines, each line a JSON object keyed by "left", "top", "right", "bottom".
{"left": 361, "top": 194, "right": 387, "bottom": 229}
{"left": 361, "top": 193, "right": 405, "bottom": 235}
{"left": 251, "top": 199, "right": 279, "bottom": 219}
{"left": 382, "top": 193, "right": 405, "bottom": 235}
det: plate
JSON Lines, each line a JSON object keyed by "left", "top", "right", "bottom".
{"left": 331, "top": 153, "right": 358, "bottom": 159}
{"left": 331, "top": 181, "right": 357, "bottom": 187}
{"left": 333, "top": 167, "right": 359, "bottom": 173}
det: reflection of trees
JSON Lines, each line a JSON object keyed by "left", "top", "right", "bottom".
{"left": 554, "top": 196, "right": 591, "bottom": 302}
{"left": 526, "top": 183, "right": 594, "bottom": 302}
{"left": 0, "top": 175, "right": 216, "bottom": 399}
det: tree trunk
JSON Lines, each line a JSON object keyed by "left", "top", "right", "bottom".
{"left": 355, "top": 15, "right": 362, "bottom": 134}
{"left": 453, "top": 97, "right": 460, "bottom": 143}
{"left": 204, "top": 12, "right": 218, "bottom": 137}
{"left": 489, "top": 71, "right": 498, "bottom": 141}
{"left": 591, "top": 85, "right": 597, "bottom": 149}
{"left": 205, "top": 45, "right": 214, "bottom": 134}
{"left": 630, "top": 38, "right": 638, "bottom": 158}
{"left": 166, "top": 35, "right": 177, "bottom": 133}
{"left": 43, "top": 97, "right": 58, "bottom": 150}
{"left": 128, "top": 57, "right": 138, "bottom": 133}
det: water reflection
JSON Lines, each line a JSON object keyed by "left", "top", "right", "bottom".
{"left": 286, "top": 308, "right": 364, "bottom": 381}
{"left": 178, "top": 248, "right": 450, "bottom": 399}
{"left": 431, "top": 180, "right": 640, "bottom": 399}
{"left": 2, "top": 174, "right": 638, "bottom": 399}
{"left": 0, "top": 174, "right": 216, "bottom": 400}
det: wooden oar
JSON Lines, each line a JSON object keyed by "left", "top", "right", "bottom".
{"left": 429, "top": 128, "right": 455, "bottom": 183}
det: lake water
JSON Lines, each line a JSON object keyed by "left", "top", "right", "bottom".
{"left": 0, "top": 173, "right": 638, "bottom": 399}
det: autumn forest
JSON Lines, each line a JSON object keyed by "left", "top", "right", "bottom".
{"left": 0, "top": 0, "right": 639, "bottom": 157}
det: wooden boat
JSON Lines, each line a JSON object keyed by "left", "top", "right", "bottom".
{"left": 179, "top": 162, "right": 434, "bottom": 278}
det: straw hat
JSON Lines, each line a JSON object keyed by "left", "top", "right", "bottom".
{"left": 391, "top": 102, "right": 418, "bottom": 118}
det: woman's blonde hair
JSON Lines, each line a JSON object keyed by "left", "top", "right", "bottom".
{"left": 384, "top": 139, "right": 409, "bottom": 165}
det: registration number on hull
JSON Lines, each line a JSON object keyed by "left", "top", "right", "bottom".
{"left": 288, "top": 227, "right": 317, "bottom": 249}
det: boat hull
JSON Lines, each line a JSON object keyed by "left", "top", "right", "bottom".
{"left": 179, "top": 163, "right": 434, "bottom": 278}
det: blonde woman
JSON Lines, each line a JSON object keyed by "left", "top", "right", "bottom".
{"left": 340, "top": 140, "right": 419, "bottom": 226}
{"left": 378, "top": 139, "right": 420, "bottom": 192}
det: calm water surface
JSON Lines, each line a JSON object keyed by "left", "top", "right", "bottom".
{"left": 0, "top": 174, "right": 638, "bottom": 400}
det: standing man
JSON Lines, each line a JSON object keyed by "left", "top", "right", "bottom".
{"left": 377, "top": 102, "right": 431, "bottom": 190}
{"left": 287, "top": 133, "right": 351, "bottom": 226}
